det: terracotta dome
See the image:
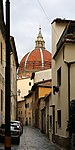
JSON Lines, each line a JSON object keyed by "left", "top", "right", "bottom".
{"left": 18, "top": 27, "right": 52, "bottom": 77}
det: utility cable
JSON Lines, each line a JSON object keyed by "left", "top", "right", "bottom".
{"left": 37, "top": 0, "right": 50, "bottom": 23}
{"left": 37, "top": 0, "right": 59, "bottom": 39}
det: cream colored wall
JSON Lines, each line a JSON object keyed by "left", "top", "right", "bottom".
{"left": 10, "top": 53, "right": 17, "bottom": 121}
{"left": 17, "top": 78, "right": 33, "bottom": 102}
{"left": 51, "top": 21, "right": 70, "bottom": 138}
{"left": 52, "top": 21, "right": 67, "bottom": 86}
{"left": 0, "top": 30, "right": 5, "bottom": 125}
{"left": 39, "top": 87, "right": 51, "bottom": 98}
{"left": 64, "top": 43, "right": 75, "bottom": 100}
{"left": 53, "top": 49, "right": 68, "bottom": 137}
{"left": 52, "top": 21, "right": 67, "bottom": 56}
{"left": 53, "top": 44, "right": 75, "bottom": 138}
{"left": 64, "top": 43, "right": 75, "bottom": 62}
{"left": 35, "top": 69, "right": 52, "bottom": 82}
{"left": 52, "top": 43, "right": 75, "bottom": 138}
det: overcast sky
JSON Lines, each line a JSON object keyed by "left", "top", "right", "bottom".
{"left": 3, "top": 0, "right": 75, "bottom": 63}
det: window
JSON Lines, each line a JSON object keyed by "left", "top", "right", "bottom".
{"left": 0, "top": 42, "right": 2, "bottom": 64}
{"left": 25, "top": 110, "right": 26, "bottom": 114}
{"left": 21, "top": 111, "right": 22, "bottom": 114}
{"left": 57, "top": 110, "right": 61, "bottom": 128}
{"left": 29, "top": 82, "right": 31, "bottom": 86}
{"left": 27, "top": 103, "right": 29, "bottom": 108}
{"left": 1, "top": 90, "right": 3, "bottom": 111}
{"left": 57, "top": 67, "right": 61, "bottom": 86}
{"left": 11, "top": 102, "right": 12, "bottom": 114}
{"left": 28, "top": 90, "right": 31, "bottom": 93}
{"left": 25, "top": 103, "right": 29, "bottom": 108}
{"left": 17, "top": 89, "right": 21, "bottom": 96}
{"left": 50, "top": 115, "right": 52, "bottom": 128}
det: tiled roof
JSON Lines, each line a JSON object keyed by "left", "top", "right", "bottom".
{"left": 18, "top": 48, "right": 52, "bottom": 74}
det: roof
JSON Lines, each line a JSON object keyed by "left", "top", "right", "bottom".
{"left": 17, "top": 100, "right": 26, "bottom": 103}
{"left": 24, "top": 91, "right": 33, "bottom": 98}
{"left": 51, "top": 18, "right": 75, "bottom": 24}
{"left": 19, "top": 48, "right": 52, "bottom": 74}
{"left": 31, "top": 79, "right": 52, "bottom": 91}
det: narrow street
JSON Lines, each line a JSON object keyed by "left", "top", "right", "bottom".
{"left": 0, "top": 126, "right": 62, "bottom": 150}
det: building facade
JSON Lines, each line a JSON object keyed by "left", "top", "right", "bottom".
{"left": 32, "top": 79, "right": 52, "bottom": 128}
{"left": 17, "top": 100, "right": 25, "bottom": 125}
{"left": 0, "top": 0, "right": 19, "bottom": 124}
{"left": 51, "top": 18, "right": 75, "bottom": 148}
{"left": 0, "top": 0, "right": 6, "bottom": 124}
{"left": 24, "top": 92, "right": 33, "bottom": 126}
{"left": 10, "top": 36, "right": 19, "bottom": 121}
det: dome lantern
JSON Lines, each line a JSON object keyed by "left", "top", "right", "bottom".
{"left": 35, "top": 26, "right": 45, "bottom": 49}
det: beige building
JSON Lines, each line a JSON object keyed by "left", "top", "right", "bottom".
{"left": 0, "top": 0, "right": 19, "bottom": 124}
{"left": 17, "top": 100, "right": 25, "bottom": 125}
{"left": 0, "top": 0, "right": 6, "bottom": 125}
{"left": 10, "top": 36, "right": 19, "bottom": 121}
{"left": 32, "top": 79, "right": 52, "bottom": 128}
{"left": 24, "top": 92, "right": 33, "bottom": 126}
{"left": 17, "top": 77, "right": 33, "bottom": 124}
{"left": 17, "top": 69, "right": 52, "bottom": 126}
{"left": 17, "top": 77, "right": 33, "bottom": 102}
{"left": 32, "top": 69, "right": 52, "bottom": 83}
{"left": 51, "top": 18, "right": 75, "bottom": 148}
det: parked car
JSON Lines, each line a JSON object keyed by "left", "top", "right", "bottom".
{"left": 0, "top": 124, "right": 20, "bottom": 145}
{"left": 11, "top": 121, "right": 23, "bottom": 134}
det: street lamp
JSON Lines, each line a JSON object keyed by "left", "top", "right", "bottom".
{"left": 64, "top": 60, "right": 75, "bottom": 150}
{"left": 5, "top": 0, "right": 11, "bottom": 149}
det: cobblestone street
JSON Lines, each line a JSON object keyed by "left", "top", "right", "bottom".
{"left": 0, "top": 126, "right": 62, "bottom": 150}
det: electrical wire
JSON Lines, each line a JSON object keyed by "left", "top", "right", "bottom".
{"left": 37, "top": 0, "right": 50, "bottom": 23}
{"left": 37, "top": 0, "right": 59, "bottom": 38}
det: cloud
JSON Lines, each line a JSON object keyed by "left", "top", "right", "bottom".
{"left": 3, "top": 0, "right": 75, "bottom": 63}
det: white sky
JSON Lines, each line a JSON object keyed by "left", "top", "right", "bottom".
{"left": 3, "top": 0, "right": 75, "bottom": 63}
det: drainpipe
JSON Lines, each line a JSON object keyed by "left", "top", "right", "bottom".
{"left": 64, "top": 61, "right": 75, "bottom": 150}
{"left": 5, "top": 0, "right": 11, "bottom": 149}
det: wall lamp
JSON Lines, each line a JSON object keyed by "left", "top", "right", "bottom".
{"left": 53, "top": 86, "right": 59, "bottom": 95}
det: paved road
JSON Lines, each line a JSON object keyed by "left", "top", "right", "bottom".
{"left": 0, "top": 126, "right": 62, "bottom": 150}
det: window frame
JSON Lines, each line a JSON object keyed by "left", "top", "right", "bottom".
{"left": 57, "top": 110, "right": 61, "bottom": 128}
{"left": 57, "top": 67, "right": 61, "bottom": 86}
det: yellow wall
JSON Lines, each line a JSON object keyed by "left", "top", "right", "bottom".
{"left": 39, "top": 87, "right": 52, "bottom": 98}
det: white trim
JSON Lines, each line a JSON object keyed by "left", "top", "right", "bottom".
{"left": 40, "top": 48, "right": 44, "bottom": 69}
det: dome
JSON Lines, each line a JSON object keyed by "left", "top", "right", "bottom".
{"left": 18, "top": 27, "right": 52, "bottom": 77}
